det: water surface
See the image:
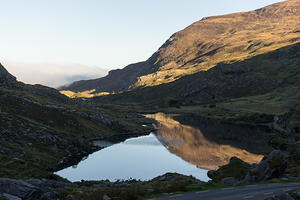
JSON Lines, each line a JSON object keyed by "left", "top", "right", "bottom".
{"left": 56, "top": 133, "right": 209, "bottom": 182}
{"left": 56, "top": 113, "right": 266, "bottom": 182}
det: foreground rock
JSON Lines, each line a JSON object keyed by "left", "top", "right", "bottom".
{"left": 208, "top": 150, "right": 289, "bottom": 185}
{"left": 265, "top": 193, "right": 295, "bottom": 200}
{"left": 0, "top": 178, "right": 74, "bottom": 200}
{"left": 0, "top": 173, "right": 202, "bottom": 200}
{"left": 208, "top": 157, "right": 251, "bottom": 186}
{"left": 243, "top": 150, "right": 288, "bottom": 183}
{"left": 152, "top": 173, "right": 201, "bottom": 184}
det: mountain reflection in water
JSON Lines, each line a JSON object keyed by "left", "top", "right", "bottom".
{"left": 146, "top": 113, "right": 264, "bottom": 170}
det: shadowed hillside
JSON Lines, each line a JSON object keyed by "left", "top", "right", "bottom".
{"left": 0, "top": 63, "right": 152, "bottom": 179}
{"left": 93, "top": 42, "right": 300, "bottom": 105}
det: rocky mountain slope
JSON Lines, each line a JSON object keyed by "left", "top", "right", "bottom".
{"left": 0, "top": 64, "right": 16, "bottom": 87}
{"left": 0, "top": 63, "right": 152, "bottom": 179}
{"left": 95, "top": 42, "right": 300, "bottom": 106}
{"left": 61, "top": 0, "right": 300, "bottom": 96}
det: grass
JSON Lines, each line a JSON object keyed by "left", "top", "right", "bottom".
{"left": 0, "top": 82, "right": 152, "bottom": 180}
{"left": 68, "top": 177, "right": 300, "bottom": 200}
{"left": 65, "top": 175, "right": 223, "bottom": 200}
{"left": 185, "top": 182, "right": 225, "bottom": 192}
{"left": 60, "top": 89, "right": 111, "bottom": 98}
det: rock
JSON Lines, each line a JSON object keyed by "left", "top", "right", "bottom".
{"left": 103, "top": 194, "right": 111, "bottom": 200}
{"left": 208, "top": 157, "right": 251, "bottom": 183}
{"left": 0, "top": 178, "right": 39, "bottom": 199}
{"left": 1, "top": 193, "right": 22, "bottom": 200}
{"left": 0, "top": 63, "right": 16, "bottom": 88}
{"left": 0, "top": 178, "right": 65, "bottom": 200}
{"left": 40, "top": 191, "right": 59, "bottom": 200}
{"left": 26, "top": 178, "right": 74, "bottom": 189}
{"left": 151, "top": 173, "right": 200, "bottom": 184}
{"left": 65, "top": 194, "right": 74, "bottom": 199}
{"left": 221, "top": 177, "right": 239, "bottom": 186}
{"left": 291, "top": 190, "right": 300, "bottom": 198}
{"left": 156, "top": 175, "right": 167, "bottom": 181}
{"left": 243, "top": 150, "right": 287, "bottom": 183}
{"left": 264, "top": 193, "right": 294, "bottom": 200}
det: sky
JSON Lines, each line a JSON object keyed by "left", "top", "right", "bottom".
{"left": 0, "top": 0, "right": 284, "bottom": 88}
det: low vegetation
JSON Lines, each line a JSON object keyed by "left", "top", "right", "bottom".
{"left": 0, "top": 78, "right": 153, "bottom": 180}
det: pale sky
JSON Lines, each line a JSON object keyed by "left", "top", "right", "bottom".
{"left": 0, "top": 0, "right": 284, "bottom": 87}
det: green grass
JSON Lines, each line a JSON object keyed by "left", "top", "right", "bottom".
{"left": 0, "top": 83, "right": 151, "bottom": 180}
{"left": 186, "top": 182, "right": 225, "bottom": 192}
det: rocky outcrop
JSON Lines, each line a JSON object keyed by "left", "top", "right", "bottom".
{"left": 0, "top": 178, "right": 72, "bottom": 200}
{"left": 0, "top": 63, "right": 16, "bottom": 87}
{"left": 243, "top": 150, "right": 288, "bottom": 183}
{"left": 209, "top": 150, "right": 288, "bottom": 185}
{"left": 0, "top": 61, "right": 153, "bottom": 179}
{"left": 151, "top": 173, "right": 200, "bottom": 185}
{"left": 208, "top": 157, "right": 251, "bottom": 185}
{"left": 265, "top": 193, "right": 295, "bottom": 200}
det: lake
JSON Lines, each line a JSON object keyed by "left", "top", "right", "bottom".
{"left": 56, "top": 113, "right": 267, "bottom": 182}
{"left": 55, "top": 133, "right": 209, "bottom": 182}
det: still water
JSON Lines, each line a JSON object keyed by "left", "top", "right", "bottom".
{"left": 56, "top": 133, "right": 209, "bottom": 182}
{"left": 56, "top": 113, "right": 266, "bottom": 182}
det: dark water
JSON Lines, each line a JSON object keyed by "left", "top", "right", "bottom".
{"left": 56, "top": 113, "right": 266, "bottom": 182}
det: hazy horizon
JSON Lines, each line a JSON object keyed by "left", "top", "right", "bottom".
{"left": 0, "top": 0, "right": 284, "bottom": 87}
{"left": 2, "top": 60, "right": 108, "bottom": 88}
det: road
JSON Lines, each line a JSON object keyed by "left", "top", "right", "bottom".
{"left": 152, "top": 182, "right": 300, "bottom": 200}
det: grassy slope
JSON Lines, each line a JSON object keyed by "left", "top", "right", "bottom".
{"left": 132, "top": 0, "right": 300, "bottom": 88}
{"left": 0, "top": 82, "right": 153, "bottom": 179}
{"left": 95, "top": 42, "right": 300, "bottom": 107}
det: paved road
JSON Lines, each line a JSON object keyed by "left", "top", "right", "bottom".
{"left": 152, "top": 182, "right": 300, "bottom": 200}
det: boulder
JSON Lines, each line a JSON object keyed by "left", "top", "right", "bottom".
{"left": 243, "top": 150, "right": 287, "bottom": 183}
{"left": 208, "top": 157, "right": 251, "bottom": 183}
{"left": 26, "top": 178, "right": 74, "bottom": 189}
{"left": 0, "top": 178, "right": 60, "bottom": 200}
{"left": 151, "top": 173, "right": 200, "bottom": 184}
{"left": 291, "top": 190, "right": 300, "bottom": 199}
{"left": 40, "top": 191, "right": 59, "bottom": 200}
{"left": 0, "top": 193, "right": 22, "bottom": 200}
{"left": 0, "top": 178, "right": 39, "bottom": 199}
{"left": 264, "top": 193, "right": 294, "bottom": 200}
{"left": 221, "top": 177, "right": 239, "bottom": 186}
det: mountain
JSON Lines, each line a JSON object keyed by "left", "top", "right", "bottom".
{"left": 97, "top": 42, "right": 300, "bottom": 104}
{"left": 0, "top": 63, "right": 16, "bottom": 87}
{"left": 61, "top": 0, "right": 300, "bottom": 95}
{"left": 0, "top": 64, "right": 151, "bottom": 179}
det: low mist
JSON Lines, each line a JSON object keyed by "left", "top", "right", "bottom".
{"left": 2, "top": 60, "right": 108, "bottom": 88}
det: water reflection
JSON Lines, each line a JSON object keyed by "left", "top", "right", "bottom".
{"left": 146, "top": 113, "right": 264, "bottom": 170}
{"left": 56, "top": 113, "right": 265, "bottom": 182}
{"left": 56, "top": 133, "right": 209, "bottom": 182}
